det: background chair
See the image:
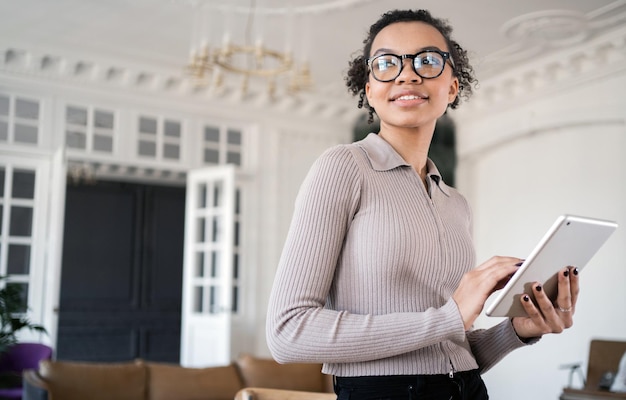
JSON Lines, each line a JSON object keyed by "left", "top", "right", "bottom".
{"left": 235, "top": 387, "right": 336, "bottom": 400}
{"left": 0, "top": 343, "right": 52, "bottom": 400}
{"left": 560, "top": 339, "right": 626, "bottom": 399}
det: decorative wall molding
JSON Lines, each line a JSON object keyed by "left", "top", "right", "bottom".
{"left": 457, "top": 24, "right": 626, "bottom": 116}
{"left": 0, "top": 46, "right": 360, "bottom": 124}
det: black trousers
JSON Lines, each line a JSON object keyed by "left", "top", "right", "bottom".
{"left": 333, "top": 370, "right": 489, "bottom": 400}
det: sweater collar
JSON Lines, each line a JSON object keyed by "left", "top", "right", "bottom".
{"left": 357, "top": 133, "right": 451, "bottom": 196}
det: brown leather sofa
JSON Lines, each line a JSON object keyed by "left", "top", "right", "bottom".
{"left": 22, "top": 353, "right": 333, "bottom": 400}
{"left": 235, "top": 387, "right": 336, "bottom": 400}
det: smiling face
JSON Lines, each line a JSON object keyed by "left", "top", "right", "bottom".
{"left": 365, "top": 21, "right": 459, "bottom": 133}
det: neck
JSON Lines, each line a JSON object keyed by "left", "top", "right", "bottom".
{"left": 378, "top": 125, "right": 434, "bottom": 179}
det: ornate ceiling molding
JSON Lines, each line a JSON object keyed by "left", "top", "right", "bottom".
{"left": 176, "top": 0, "right": 377, "bottom": 15}
{"left": 479, "top": 3, "right": 626, "bottom": 77}
{"left": 458, "top": 20, "right": 626, "bottom": 114}
{"left": 0, "top": 46, "right": 359, "bottom": 123}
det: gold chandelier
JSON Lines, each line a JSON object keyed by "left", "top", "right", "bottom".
{"left": 185, "top": 1, "right": 313, "bottom": 97}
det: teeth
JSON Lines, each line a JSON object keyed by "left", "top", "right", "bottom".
{"left": 397, "top": 95, "right": 422, "bottom": 100}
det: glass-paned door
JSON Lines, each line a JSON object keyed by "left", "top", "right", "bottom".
{"left": 0, "top": 154, "right": 51, "bottom": 343}
{"left": 180, "top": 165, "right": 236, "bottom": 367}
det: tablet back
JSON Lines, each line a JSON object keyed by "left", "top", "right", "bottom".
{"left": 485, "top": 214, "right": 618, "bottom": 317}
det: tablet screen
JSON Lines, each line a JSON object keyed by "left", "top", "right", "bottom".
{"left": 485, "top": 214, "right": 618, "bottom": 318}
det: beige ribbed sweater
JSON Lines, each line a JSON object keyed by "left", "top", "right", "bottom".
{"left": 266, "top": 133, "right": 530, "bottom": 377}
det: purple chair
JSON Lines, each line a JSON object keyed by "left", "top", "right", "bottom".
{"left": 0, "top": 343, "right": 52, "bottom": 400}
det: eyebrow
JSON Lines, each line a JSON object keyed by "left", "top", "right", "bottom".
{"left": 371, "top": 45, "right": 446, "bottom": 57}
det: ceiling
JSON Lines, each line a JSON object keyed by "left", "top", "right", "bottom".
{"left": 0, "top": 0, "right": 623, "bottom": 101}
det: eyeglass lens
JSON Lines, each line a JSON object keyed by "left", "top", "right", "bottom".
{"left": 370, "top": 51, "right": 447, "bottom": 81}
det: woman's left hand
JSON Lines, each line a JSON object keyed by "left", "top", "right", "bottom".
{"left": 511, "top": 266, "right": 579, "bottom": 339}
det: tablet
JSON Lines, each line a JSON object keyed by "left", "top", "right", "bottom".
{"left": 485, "top": 214, "right": 618, "bottom": 317}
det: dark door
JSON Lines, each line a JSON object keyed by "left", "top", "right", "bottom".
{"left": 57, "top": 180, "right": 185, "bottom": 363}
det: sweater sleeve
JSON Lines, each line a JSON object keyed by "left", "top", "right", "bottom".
{"left": 467, "top": 319, "right": 540, "bottom": 374}
{"left": 266, "top": 146, "right": 467, "bottom": 364}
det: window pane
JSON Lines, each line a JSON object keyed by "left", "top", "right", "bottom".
{"left": 93, "top": 134, "right": 113, "bottom": 152}
{"left": 66, "top": 131, "right": 87, "bottom": 149}
{"left": 12, "top": 169, "right": 35, "bottom": 199}
{"left": 195, "top": 252, "right": 205, "bottom": 277}
{"left": 0, "top": 167, "right": 5, "bottom": 196}
{"left": 204, "top": 126, "right": 220, "bottom": 142}
{"left": 196, "top": 217, "right": 205, "bottom": 242}
{"left": 227, "top": 129, "right": 241, "bottom": 145}
{"left": 94, "top": 110, "right": 114, "bottom": 129}
{"left": 209, "top": 286, "right": 217, "bottom": 313}
{"left": 212, "top": 182, "right": 222, "bottom": 207}
{"left": 7, "top": 244, "right": 31, "bottom": 274}
{"left": 193, "top": 286, "right": 203, "bottom": 313}
{"left": 138, "top": 140, "right": 156, "bottom": 156}
{"left": 15, "top": 98, "right": 39, "bottom": 120}
{"left": 139, "top": 117, "right": 157, "bottom": 134}
{"left": 226, "top": 151, "right": 241, "bottom": 166}
{"left": 211, "top": 216, "right": 221, "bottom": 242}
{"left": 198, "top": 184, "right": 207, "bottom": 208}
{"left": 66, "top": 106, "right": 87, "bottom": 126}
{"left": 204, "top": 149, "right": 219, "bottom": 164}
{"left": 0, "top": 121, "right": 8, "bottom": 141}
{"left": 163, "top": 143, "right": 179, "bottom": 159}
{"left": 232, "top": 286, "right": 239, "bottom": 313}
{"left": 0, "top": 95, "right": 9, "bottom": 116}
{"left": 7, "top": 283, "right": 28, "bottom": 313}
{"left": 233, "top": 254, "right": 239, "bottom": 279}
{"left": 164, "top": 120, "right": 180, "bottom": 137}
{"left": 235, "top": 189, "right": 240, "bottom": 215}
{"left": 14, "top": 124, "right": 38, "bottom": 144}
{"left": 210, "top": 251, "right": 219, "bottom": 277}
{"left": 9, "top": 206, "right": 33, "bottom": 236}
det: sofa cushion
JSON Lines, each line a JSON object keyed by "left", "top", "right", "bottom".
{"left": 38, "top": 359, "right": 146, "bottom": 400}
{"left": 147, "top": 362, "right": 243, "bottom": 400}
{"left": 235, "top": 354, "right": 329, "bottom": 393}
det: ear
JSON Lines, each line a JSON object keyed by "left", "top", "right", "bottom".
{"left": 448, "top": 77, "right": 459, "bottom": 104}
{"left": 365, "top": 81, "right": 372, "bottom": 104}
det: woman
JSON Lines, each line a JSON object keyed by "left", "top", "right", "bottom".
{"left": 266, "top": 9, "right": 578, "bottom": 400}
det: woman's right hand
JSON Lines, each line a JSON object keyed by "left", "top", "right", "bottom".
{"left": 452, "top": 256, "right": 522, "bottom": 330}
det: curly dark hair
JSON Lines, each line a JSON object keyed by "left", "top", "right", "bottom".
{"left": 345, "top": 9, "right": 477, "bottom": 124}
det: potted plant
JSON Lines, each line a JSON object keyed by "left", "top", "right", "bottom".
{"left": 0, "top": 275, "right": 47, "bottom": 388}
{"left": 0, "top": 275, "right": 47, "bottom": 355}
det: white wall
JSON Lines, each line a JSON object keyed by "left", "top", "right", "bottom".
{"left": 252, "top": 117, "right": 352, "bottom": 356}
{"left": 452, "top": 53, "right": 626, "bottom": 399}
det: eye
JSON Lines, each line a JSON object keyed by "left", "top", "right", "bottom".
{"left": 417, "top": 53, "right": 443, "bottom": 67}
{"left": 374, "top": 56, "right": 399, "bottom": 71}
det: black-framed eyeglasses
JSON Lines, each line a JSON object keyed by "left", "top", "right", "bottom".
{"left": 366, "top": 49, "right": 454, "bottom": 82}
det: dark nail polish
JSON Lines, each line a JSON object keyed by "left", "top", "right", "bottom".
{"left": 535, "top": 285, "right": 542, "bottom": 292}
{"left": 573, "top": 268, "right": 579, "bottom": 275}
{"left": 564, "top": 270, "right": 569, "bottom": 277}
{"left": 523, "top": 295, "right": 530, "bottom": 302}
{"left": 515, "top": 262, "right": 523, "bottom": 267}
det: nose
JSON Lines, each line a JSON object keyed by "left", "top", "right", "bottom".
{"left": 396, "top": 57, "right": 422, "bottom": 83}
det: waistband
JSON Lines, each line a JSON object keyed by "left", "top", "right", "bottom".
{"left": 335, "top": 369, "right": 479, "bottom": 387}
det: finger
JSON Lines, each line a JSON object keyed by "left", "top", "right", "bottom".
{"left": 555, "top": 267, "right": 573, "bottom": 312}
{"left": 476, "top": 256, "right": 524, "bottom": 271}
{"left": 519, "top": 294, "right": 548, "bottom": 329}
{"left": 482, "top": 257, "right": 524, "bottom": 288}
{"left": 533, "top": 283, "right": 568, "bottom": 332}
{"left": 569, "top": 266, "right": 580, "bottom": 307}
